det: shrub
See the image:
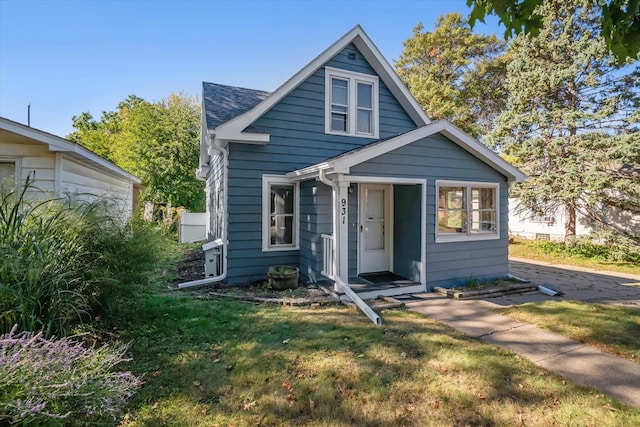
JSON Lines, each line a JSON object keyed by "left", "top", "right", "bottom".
{"left": 530, "top": 232, "right": 640, "bottom": 264}
{"left": 0, "top": 177, "right": 171, "bottom": 337}
{"left": 0, "top": 325, "right": 142, "bottom": 426}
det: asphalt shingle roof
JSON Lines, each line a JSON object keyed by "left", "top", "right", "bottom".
{"left": 202, "top": 82, "right": 270, "bottom": 130}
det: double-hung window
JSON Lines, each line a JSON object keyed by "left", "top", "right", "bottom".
{"left": 325, "top": 67, "right": 378, "bottom": 138}
{"left": 262, "top": 175, "right": 299, "bottom": 251}
{"left": 436, "top": 181, "right": 499, "bottom": 242}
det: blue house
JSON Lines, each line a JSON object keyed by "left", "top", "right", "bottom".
{"left": 191, "top": 26, "right": 525, "bottom": 309}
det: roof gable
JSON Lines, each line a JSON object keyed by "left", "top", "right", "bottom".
{"left": 210, "top": 25, "right": 430, "bottom": 143}
{"left": 287, "top": 120, "right": 526, "bottom": 182}
{"left": 0, "top": 117, "right": 141, "bottom": 183}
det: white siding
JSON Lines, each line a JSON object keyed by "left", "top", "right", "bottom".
{"left": 1, "top": 142, "right": 56, "bottom": 196}
{"left": 61, "top": 157, "right": 134, "bottom": 217}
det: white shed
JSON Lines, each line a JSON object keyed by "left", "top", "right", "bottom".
{"left": 0, "top": 117, "right": 141, "bottom": 218}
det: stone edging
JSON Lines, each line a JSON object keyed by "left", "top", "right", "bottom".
{"left": 433, "top": 283, "right": 539, "bottom": 300}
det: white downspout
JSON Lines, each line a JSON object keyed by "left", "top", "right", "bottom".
{"left": 178, "top": 134, "right": 228, "bottom": 289}
{"left": 319, "top": 169, "right": 381, "bottom": 326}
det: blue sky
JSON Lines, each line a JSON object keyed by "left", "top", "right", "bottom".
{"left": 0, "top": 0, "right": 502, "bottom": 138}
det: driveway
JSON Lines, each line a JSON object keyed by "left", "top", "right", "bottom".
{"left": 505, "top": 257, "right": 640, "bottom": 309}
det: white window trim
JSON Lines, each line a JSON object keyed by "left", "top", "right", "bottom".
{"left": 324, "top": 66, "right": 379, "bottom": 138}
{"left": 0, "top": 157, "right": 21, "bottom": 188}
{"left": 262, "top": 175, "right": 300, "bottom": 252}
{"left": 435, "top": 180, "right": 500, "bottom": 243}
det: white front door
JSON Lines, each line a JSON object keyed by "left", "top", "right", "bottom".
{"left": 359, "top": 184, "right": 391, "bottom": 273}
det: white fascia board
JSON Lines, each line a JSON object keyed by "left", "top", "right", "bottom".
{"left": 330, "top": 120, "right": 526, "bottom": 182}
{"left": 214, "top": 129, "right": 269, "bottom": 145}
{"left": 0, "top": 117, "right": 141, "bottom": 183}
{"left": 286, "top": 162, "right": 331, "bottom": 181}
{"left": 214, "top": 25, "right": 430, "bottom": 141}
{"left": 199, "top": 103, "right": 211, "bottom": 167}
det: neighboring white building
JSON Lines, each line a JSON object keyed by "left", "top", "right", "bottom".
{"left": 0, "top": 117, "right": 141, "bottom": 217}
{"left": 509, "top": 198, "right": 640, "bottom": 242}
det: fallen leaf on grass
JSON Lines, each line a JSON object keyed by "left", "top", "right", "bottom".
{"left": 602, "top": 404, "right": 618, "bottom": 411}
{"left": 152, "top": 371, "right": 162, "bottom": 377}
{"left": 282, "top": 381, "right": 294, "bottom": 392}
{"left": 243, "top": 400, "right": 256, "bottom": 411}
{"left": 212, "top": 358, "right": 221, "bottom": 363}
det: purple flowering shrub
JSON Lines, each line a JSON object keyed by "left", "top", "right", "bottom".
{"left": 0, "top": 325, "right": 142, "bottom": 426}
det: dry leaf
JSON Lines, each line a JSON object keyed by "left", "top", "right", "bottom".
{"left": 151, "top": 401, "right": 159, "bottom": 409}
{"left": 439, "top": 366, "right": 449, "bottom": 373}
{"left": 212, "top": 358, "right": 221, "bottom": 363}
{"left": 432, "top": 399, "right": 440, "bottom": 409}
{"left": 282, "top": 381, "right": 294, "bottom": 391}
{"left": 152, "top": 371, "right": 161, "bottom": 377}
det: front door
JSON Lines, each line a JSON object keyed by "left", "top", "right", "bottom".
{"left": 359, "top": 184, "right": 391, "bottom": 273}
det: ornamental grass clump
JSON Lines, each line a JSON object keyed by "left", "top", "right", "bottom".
{"left": 0, "top": 175, "right": 169, "bottom": 337}
{"left": 0, "top": 325, "right": 142, "bottom": 426}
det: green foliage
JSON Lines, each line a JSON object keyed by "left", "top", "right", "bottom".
{"left": 395, "top": 13, "right": 507, "bottom": 138}
{"left": 466, "top": 0, "right": 640, "bottom": 62}
{"left": 1, "top": 326, "right": 141, "bottom": 426}
{"left": 525, "top": 233, "right": 640, "bottom": 264}
{"left": 487, "top": 0, "right": 640, "bottom": 238}
{"left": 68, "top": 93, "right": 204, "bottom": 211}
{"left": 0, "top": 177, "right": 170, "bottom": 337}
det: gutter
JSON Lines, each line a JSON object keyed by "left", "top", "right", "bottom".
{"left": 178, "top": 133, "right": 228, "bottom": 289}
{"left": 318, "top": 169, "right": 381, "bottom": 325}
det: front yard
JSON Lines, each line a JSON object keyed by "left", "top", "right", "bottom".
{"left": 117, "top": 283, "right": 640, "bottom": 426}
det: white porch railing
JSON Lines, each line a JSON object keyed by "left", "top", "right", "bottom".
{"left": 321, "top": 234, "right": 335, "bottom": 279}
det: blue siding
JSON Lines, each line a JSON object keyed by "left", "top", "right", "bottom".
{"left": 350, "top": 133, "right": 510, "bottom": 289}
{"left": 224, "top": 44, "right": 418, "bottom": 284}
{"left": 393, "top": 184, "right": 422, "bottom": 281}
{"left": 299, "top": 180, "right": 332, "bottom": 282}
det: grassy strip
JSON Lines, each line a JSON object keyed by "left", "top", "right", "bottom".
{"left": 117, "top": 291, "right": 640, "bottom": 426}
{"left": 509, "top": 239, "right": 640, "bottom": 276}
{"left": 497, "top": 301, "right": 640, "bottom": 363}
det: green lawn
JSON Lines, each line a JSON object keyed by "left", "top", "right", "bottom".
{"left": 509, "top": 239, "right": 640, "bottom": 276}
{"left": 117, "top": 291, "right": 640, "bottom": 426}
{"left": 498, "top": 301, "right": 640, "bottom": 363}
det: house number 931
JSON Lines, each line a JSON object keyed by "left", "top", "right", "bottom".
{"left": 341, "top": 198, "right": 347, "bottom": 224}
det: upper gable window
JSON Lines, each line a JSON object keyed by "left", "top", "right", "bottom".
{"left": 325, "top": 67, "right": 379, "bottom": 138}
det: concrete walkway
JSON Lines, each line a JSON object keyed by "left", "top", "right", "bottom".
{"left": 403, "top": 258, "right": 640, "bottom": 409}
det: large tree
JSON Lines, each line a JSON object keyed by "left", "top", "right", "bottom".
{"left": 68, "top": 93, "right": 204, "bottom": 211}
{"left": 487, "top": 0, "right": 640, "bottom": 240}
{"left": 466, "top": 0, "right": 640, "bottom": 62}
{"left": 395, "top": 13, "right": 507, "bottom": 138}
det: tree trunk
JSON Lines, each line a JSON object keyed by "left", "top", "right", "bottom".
{"left": 564, "top": 202, "right": 576, "bottom": 242}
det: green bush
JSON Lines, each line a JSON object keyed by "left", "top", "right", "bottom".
{"left": 0, "top": 325, "right": 142, "bottom": 426}
{"left": 0, "top": 178, "right": 172, "bottom": 337}
{"left": 533, "top": 232, "right": 640, "bottom": 264}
